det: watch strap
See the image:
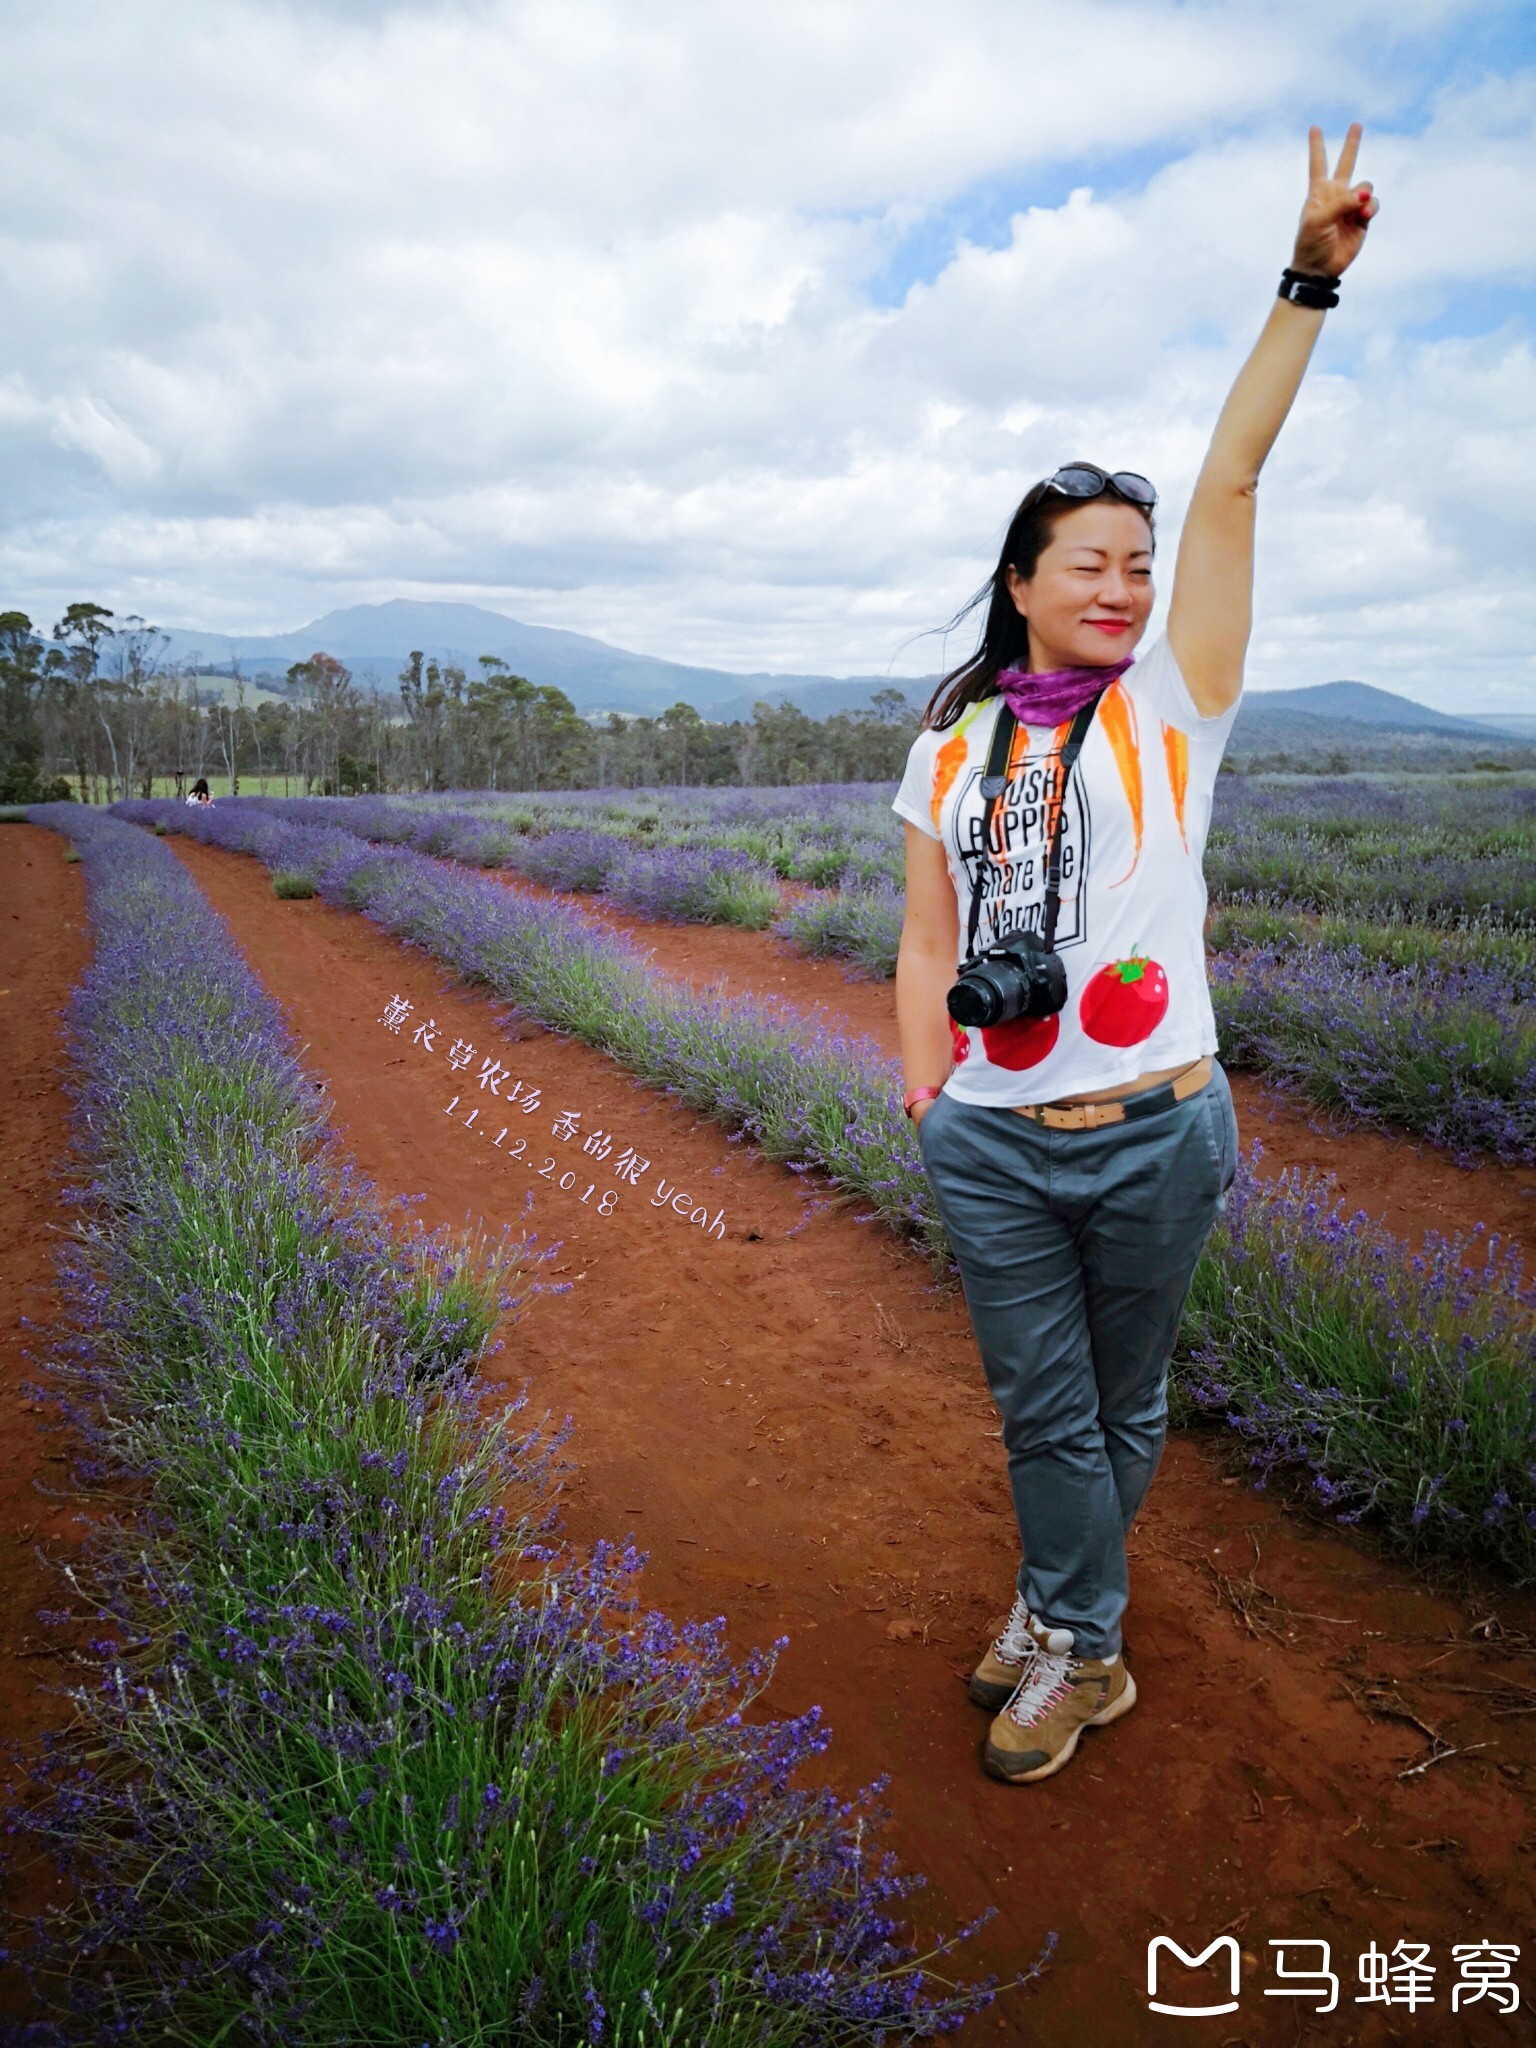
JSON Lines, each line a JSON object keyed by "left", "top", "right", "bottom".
{"left": 1279, "top": 267, "right": 1340, "bottom": 309}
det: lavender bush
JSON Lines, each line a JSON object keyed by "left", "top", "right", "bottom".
{"left": 278, "top": 800, "right": 785, "bottom": 929}
{"left": 1205, "top": 901, "right": 1536, "bottom": 997}
{"left": 10, "top": 805, "right": 1010, "bottom": 2043}
{"left": 776, "top": 884, "right": 904, "bottom": 981}
{"left": 1181, "top": 1148, "right": 1536, "bottom": 1564}
{"left": 510, "top": 824, "right": 628, "bottom": 892}
{"left": 607, "top": 842, "right": 780, "bottom": 928}
{"left": 124, "top": 797, "right": 1536, "bottom": 1577}
{"left": 1205, "top": 776, "right": 1536, "bottom": 930}
{"left": 1208, "top": 943, "right": 1536, "bottom": 1164}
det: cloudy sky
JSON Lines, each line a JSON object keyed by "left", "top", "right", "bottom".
{"left": 4, "top": 0, "right": 1534, "bottom": 709}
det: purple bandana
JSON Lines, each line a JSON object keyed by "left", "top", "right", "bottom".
{"left": 995, "top": 654, "right": 1134, "bottom": 726}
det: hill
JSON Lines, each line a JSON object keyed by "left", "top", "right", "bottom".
{"left": 1232, "top": 679, "right": 1506, "bottom": 740}
{"left": 153, "top": 602, "right": 1532, "bottom": 755}
{"left": 156, "top": 600, "right": 905, "bottom": 720}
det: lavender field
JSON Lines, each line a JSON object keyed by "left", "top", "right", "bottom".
{"left": 111, "top": 793, "right": 1536, "bottom": 1579}
{"left": 8, "top": 767, "right": 1533, "bottom": 2039}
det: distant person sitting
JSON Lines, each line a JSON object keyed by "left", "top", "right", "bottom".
{"left": 186, "top": 778, "right": 213, "bottom": 805}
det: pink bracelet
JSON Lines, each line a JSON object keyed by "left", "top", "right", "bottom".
{"left": 904, "top": 1086, "right": 943, "bottom": 1119}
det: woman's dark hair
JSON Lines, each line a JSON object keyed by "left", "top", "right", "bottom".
{"left": 921, "top": 477, "right": 1156, "bottom": 730}
{"left": 190, "top": 776, "right": 210, "bottom": 796}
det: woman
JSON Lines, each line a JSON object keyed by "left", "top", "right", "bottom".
{"left": 186, "top": 777, "right": 213, "bottom": 805}
{"left": 893, "top": 126, "right": 1377, "bottom": 1786}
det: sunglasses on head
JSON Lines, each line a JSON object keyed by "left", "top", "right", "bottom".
{"left": 1044, "top": 462, "right": 1158, "bottom": 509}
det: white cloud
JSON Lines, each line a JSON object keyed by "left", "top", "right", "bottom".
{"left": 0, "top": 0, "right": 1532, "bottom": 712}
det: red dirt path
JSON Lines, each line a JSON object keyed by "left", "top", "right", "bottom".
{"left": 488, "top": 868, "right": 1536, "bottom": 1263}
{"left": 160, "top": 835, "right": 1536, "bottom": 2046}
{"left": 0, "top": 828, "right": 91, "bottom": 2012}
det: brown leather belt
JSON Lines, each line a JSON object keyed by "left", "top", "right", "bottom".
{"left": 1008, "top": 1055, "right": 1214, "bottom": 1131}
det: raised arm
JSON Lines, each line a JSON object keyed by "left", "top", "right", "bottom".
{"left": 1167, "top": 123, "right": 1378, "bottom": 716}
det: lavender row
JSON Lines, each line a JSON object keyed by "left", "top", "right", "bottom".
{"left": 270, "top": 794, "right": 786, "bottom": 928}
{"left": 1181, "top": 1148, "right": 1536, "bottom": 1563}
{"left": 125, "top": 797, "right": 1536, "bottom": 1578}
{"left": 1208, "top": 944, "right": 1536, "bottom": 1164}
{"left": 1205, "top": 901, "right": 1536, "bottom": 999}
{"left": 420, "top": 784, "right": 907, "bottom": 882}
{"left": 12, "top": 803, "right": 1003, "bottom": 2043}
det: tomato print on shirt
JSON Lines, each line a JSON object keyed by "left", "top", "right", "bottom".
{"left": 980, "top": 1013, "right": 1059, "bottom": 1069}
{"left": 1079, "top": 955, "right": 1170, "bottom": 1047}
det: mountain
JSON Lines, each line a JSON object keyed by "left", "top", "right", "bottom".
{"left": 153, "top": 602, "right": 1532, "bottom": 742}
{"left": 1234, "top": 679, "right": 1516, "bottom": 740}
{"left": 156, "top": 600, "right": 909, "bottom": 719}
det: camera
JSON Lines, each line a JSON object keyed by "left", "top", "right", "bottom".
{"left": 947, "top": 924, "right": 1067, "bottom": 1029}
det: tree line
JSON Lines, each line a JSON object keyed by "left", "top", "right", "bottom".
{"left": 0, "top": 604, "right": 924, "bottom": 801}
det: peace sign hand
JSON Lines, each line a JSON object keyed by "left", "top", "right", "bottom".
{"left": 1293, "top": 123, "right": 1378, "bottom": 278}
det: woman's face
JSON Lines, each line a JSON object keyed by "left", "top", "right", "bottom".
{"left": 1005, "top": 500, "right": 1155, "bottom": 670}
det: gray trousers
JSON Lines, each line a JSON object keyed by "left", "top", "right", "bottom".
{"left": 918, "top": 1063, "right": 1238, "bottom": 1661}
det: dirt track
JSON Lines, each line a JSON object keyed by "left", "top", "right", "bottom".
{"left": 5, "top": 820, "right": 1535, "bottom": 2042}
{"left": 141, "top": 834, "right": 1536, "bottom": 2046}
{"left": 0, "top": 828, "right": 91, "bottom": 2014}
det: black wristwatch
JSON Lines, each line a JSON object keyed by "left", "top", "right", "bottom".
{"left": 1279, "top": 267, "right": 1340, "bottom": 310}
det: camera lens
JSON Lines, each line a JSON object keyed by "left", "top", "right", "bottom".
{"left": 948, "top": 935, "right": 1068, "bottom": 1030}
{"left": 948, "top": 961, "right": 1023, "bottom": 1028}
{"left": 948, "top": 975, "right": 1000, "bottom": 1028}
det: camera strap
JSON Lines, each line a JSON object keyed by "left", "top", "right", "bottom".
{"left": 963, "top": 691, "right": 1104, "bottom": 963}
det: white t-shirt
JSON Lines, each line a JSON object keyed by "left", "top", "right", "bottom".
{"left": 892, "top": 632, "right": 1238, "bottom": 1106}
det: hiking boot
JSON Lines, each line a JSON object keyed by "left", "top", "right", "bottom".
{"left": 983, "top": 1633, "right": 1136, "bottom": 1783}
{"left": 967, "top": 1594, "right": 1074, "bottom": 1710}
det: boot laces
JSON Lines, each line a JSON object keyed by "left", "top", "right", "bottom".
{"left": 993, "top": 1595, "right": 1038, "bottom": 1667}
{"left": 1004, "top": 1646, "right": 1076, "bottom": 1729}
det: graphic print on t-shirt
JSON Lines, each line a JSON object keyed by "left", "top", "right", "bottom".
{"left": 955, "top": 728, "right": 1093, "bottom": 957}
{"left": 892, "top": 636, "right": 1239, "bottom": 1105}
